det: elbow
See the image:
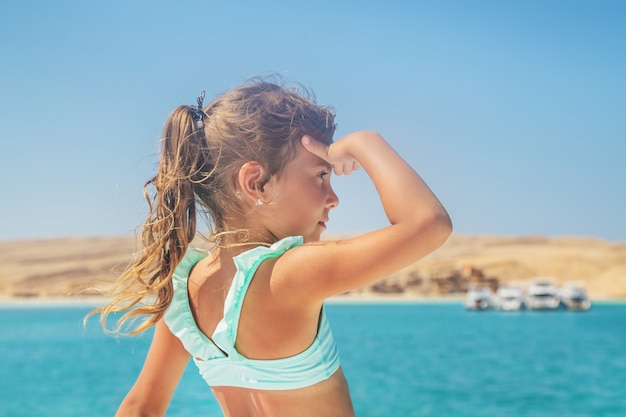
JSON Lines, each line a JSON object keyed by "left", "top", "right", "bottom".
{"left": 440, "top": 211, "right": 453, "bottom": 243}
{"left": 417, "top": 207, "right": 453, "bottom": 250}
{"left": 431, "top": 209, "right": 453, "bottom": 247}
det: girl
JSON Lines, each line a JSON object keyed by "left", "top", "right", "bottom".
{"left": 93, "top": 79, "right": 452, "bottom": 417}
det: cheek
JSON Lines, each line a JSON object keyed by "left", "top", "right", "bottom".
{"left": 289, "top": 193, "right": 319, "bottom": 221}
{"left": 303, "top": 185, "right": 326, "bottom": 207}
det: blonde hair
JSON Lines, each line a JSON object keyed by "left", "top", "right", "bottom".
{"left": 90, "top": 79, "right": 335, "bottom": 334}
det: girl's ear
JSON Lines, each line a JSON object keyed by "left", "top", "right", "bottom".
{"left": 238, "top": 162, "right": 269, "bottom": 204}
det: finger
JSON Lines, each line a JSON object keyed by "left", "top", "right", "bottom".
{"left": 331, "top": 160, "right": 358, "bottom": 176}
{"left": 333, "top": 164, "right": 344, "bottom": 176}
{"left": 301, "top": 136, "right": 330, "bottom": 161}
{"left": 341, "top": 162, "right": 352, "bottom": 176}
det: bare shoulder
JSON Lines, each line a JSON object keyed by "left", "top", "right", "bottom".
{"left": 271, "top": 236, "right": 368, "bottom": 287}
{"left": 271, "top": 223, "right": 450, "bottom": 303}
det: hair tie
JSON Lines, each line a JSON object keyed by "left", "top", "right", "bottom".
{"left": 191, "top": 90, "right": 206, "bottom": 129}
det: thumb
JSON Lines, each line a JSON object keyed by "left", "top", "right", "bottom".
{"left": 301, "top": 135, "right": 330, "bottom": 161}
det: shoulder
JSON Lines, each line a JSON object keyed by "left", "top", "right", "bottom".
{"left": 268, "top": 239, "right": 349, "bottom": 304}
{"left": 270, "top": 225, "right": 448, "bottom": 302}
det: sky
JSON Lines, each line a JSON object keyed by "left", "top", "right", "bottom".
{"left": 1, "top": 0, "right": 624, "bottom": 242}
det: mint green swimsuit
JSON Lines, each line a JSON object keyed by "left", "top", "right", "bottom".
{"left": 164, "top": 236, "right": 341, "bottom": 390}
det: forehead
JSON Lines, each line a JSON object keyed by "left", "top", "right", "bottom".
{"left": 287, "top": 143, "right": 331, "bottom": 171}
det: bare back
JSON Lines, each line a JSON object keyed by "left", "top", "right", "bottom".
{"left": 211, "top": 370, "right": 353, "bottom": 417}
{"left": 186, "top": 247, "right": 355, "bottom": 417}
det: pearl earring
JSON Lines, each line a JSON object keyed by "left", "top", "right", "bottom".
{"left": 255, "top": 198, "right": 263, "bottom": 206}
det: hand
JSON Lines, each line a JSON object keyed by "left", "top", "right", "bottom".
{"left": 301, "top": 135, "right": 361, "bottom": 175}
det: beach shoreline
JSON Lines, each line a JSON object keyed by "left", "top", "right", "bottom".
{"left": 1, "top": 294, "right": 624, "bottom": 309}
{"left": 0, "top": 294, "right": 463, "bottom": 307}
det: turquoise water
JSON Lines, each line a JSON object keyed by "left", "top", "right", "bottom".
{"left": 1, "top": 302, "right": 625, "bottom": 416}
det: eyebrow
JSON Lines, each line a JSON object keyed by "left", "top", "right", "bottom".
{"left": 315, "top": 162, "right": 332, "bottom": 171}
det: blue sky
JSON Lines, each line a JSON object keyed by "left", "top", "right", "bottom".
{"left": 1, "top": 0, "right": 624, "bottom": 242}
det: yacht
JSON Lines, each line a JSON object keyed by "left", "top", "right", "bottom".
{"left": 465, "top": 286, "right": 494, "bottom": 310}
{"left": 496, "top": 286, "right": 525, "bottom": 311}
{"left": 560, "top": 282, "right": 591, "bottom": 311}
{"left": 525, "top": 278, "right": 560, "bottom": 310}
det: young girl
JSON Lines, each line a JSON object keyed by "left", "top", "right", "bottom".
{"left": 93, "top": 79, "right": 452, "bottom": 417}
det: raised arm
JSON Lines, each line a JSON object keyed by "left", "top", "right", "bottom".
{"left": 275, "top": 131, "right": 452, "bottom": 302}
{"left": 115, "top": 320, "right": 190, "bottom": 417}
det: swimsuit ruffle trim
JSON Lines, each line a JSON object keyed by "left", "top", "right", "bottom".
{"left": 213, "top": 236, "right": 304, "bottom": 358}
{"left": 164, "top": 236, "right": 304, "bottom": 360}
{"left": 163, "top": 247, "right": 226, "bottom": 359}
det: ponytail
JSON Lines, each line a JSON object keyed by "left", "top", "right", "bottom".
{"left": 88, "top": 80, "right": 337, "bottom": 335}
{"left": 90, "top": 103, "right": 213, "bottom": 335}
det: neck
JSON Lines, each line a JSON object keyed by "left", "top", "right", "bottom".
{"left": 218, "top": 212, "right": 278, "bottom": 248}
{"left": 212, "top": 227, "right": 278, "bottom": 249}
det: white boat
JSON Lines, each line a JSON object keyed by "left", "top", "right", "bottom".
{"left": 465, "top": 286, "right": 494, "bottom": 310}
{"left": 560, "top": 282, "right": 591, "bottom": 311}
{"left": 525, "top": 278, "right": 560, "bottom": 310}
{"left": 496, "top": 286, "right": 525, "bottom": 311}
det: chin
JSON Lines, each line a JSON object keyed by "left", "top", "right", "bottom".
{"left": 302, "top": 233, "right": 322, "bottom": 243}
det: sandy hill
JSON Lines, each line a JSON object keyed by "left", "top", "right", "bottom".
{"left": 0, "top": 234, "right": 624, "bottom": 300}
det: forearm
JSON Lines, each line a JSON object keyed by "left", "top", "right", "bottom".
{"left": 293, "top": 131, "right": 452, "bottom": 298}
{"left": 347, "top": 131, "right": 451, "bottom": 230}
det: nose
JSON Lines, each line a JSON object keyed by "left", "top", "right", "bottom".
{"left": 326, "top": 185, "right": 339, "bottom": 209}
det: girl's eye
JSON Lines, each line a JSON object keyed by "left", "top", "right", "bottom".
{"left": 318, "top": 171, "right": 329, "bottom": 179}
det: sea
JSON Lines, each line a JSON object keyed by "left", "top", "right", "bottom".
{"left": 1, "top": 301, "right": 625, "bottom": 417}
